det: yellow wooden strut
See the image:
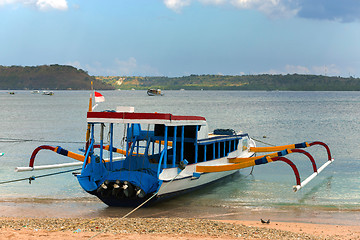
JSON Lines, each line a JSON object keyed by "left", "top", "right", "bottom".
{"left": 53, "top": 147, "right": 89, "bottom": 162}
{"left": 250, "top": 142, "right": 310, "bottom": 153}
{"left": 155, "top": 140, "right": 173, "bottom": 147}
{"left": 229, "top": 149, "right": 293, "bottom": 163}
{"left": 196, "top": 156, "right": 273, "bottom": 173}
{"left": 102, "top": 145, "right": 127, "bottom": 155}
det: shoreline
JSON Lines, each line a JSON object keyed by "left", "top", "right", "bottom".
{"left": 1, "top": 198, "right": 359, "bottom": 226}
{"left": 0, "top": 217, "right": 359, "bottom": 240}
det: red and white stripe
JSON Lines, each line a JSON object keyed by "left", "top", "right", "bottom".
{"left": 94, "top": 91, "right": 105, "bottom": 103}
{"left": 87, "top": 112, "right": 206, "bottom": 126}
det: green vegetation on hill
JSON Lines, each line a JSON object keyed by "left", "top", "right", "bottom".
{"left": 1, "top": 64, "right": 359, "bottom": 91}
{"left": 0, "top": 65, "right": 114, "bottom": 90}
{"left": 96, "top": 74, "right": 360, "bottom": 91}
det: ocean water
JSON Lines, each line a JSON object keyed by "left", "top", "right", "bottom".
{"left": 0, "top": 90, "right": 359, "bottom": 224}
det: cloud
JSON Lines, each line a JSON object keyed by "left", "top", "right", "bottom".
{"left": 36, "top": 0, "right": 68, "bottom": 11}
{"left": 199, "top": 0, "right": 226, "bottom": 5}
{"left": 163, "top": 0, "right": 191, "bottom": 13}
{"left": 267, "top": 64, "right": 341, "bottom": 76}
{"left": 297, "top": 0, "right": 360, "bottom": 22}
{"left": 112, "top": 57, "right": 161, "bottom": 76}
{"left": 285, "top": 64, "right": 310, "bottom": 74}
{"left": 69, "top": 58, "right": 161, "bottom": 76}
{"left": 67, "top": 61, "right": 82, "bottom": 70}
{"left": 311, "top": 64, "right": 341, "bottom": 76}
{"left": 163, "top": 0, "right": 360, "bottom": 22}
{"left": 163, "top": 0, "right": 299, "bottom": 18}
{"left": 0, "top": 0, "right": 68, "bottom": 11}
{"left": 0, "top": 0, "right": 16, "bottom": 5}
{"left": 114, "top": 57, "right": 138, "bottom": 76}
{"left": 230, "top": 0, "right": 299, "bottom": 18}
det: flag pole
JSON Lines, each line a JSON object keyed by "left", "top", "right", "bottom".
{"left": 85, "top": 81, "right": 94, "bottom": 153}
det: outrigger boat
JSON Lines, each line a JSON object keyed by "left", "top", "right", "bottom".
{"left": 147, "top": 89, "right": 163, "bottom": 96}
{"left": 17, "top": 92, "right": 334, "bottom": 207}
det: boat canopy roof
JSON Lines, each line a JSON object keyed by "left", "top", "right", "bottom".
{"left": 87, "top": 111, "right": 207, "bottom": 126}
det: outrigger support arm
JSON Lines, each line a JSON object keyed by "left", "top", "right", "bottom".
{"left": 272, "top": 157, "right": 301, "bottom": 186}
{"left": 250, "top": 142, "right": 310, "bottom": 153}
{"left": 28, "top": 143, "right": 134, "bottom": 170}
{"left": 94, "top": 144, "right": 127, "bottom": 155}
{"left": 250, "top": 141, "right": 333, "bottom": 161}
{"left": 228, "top": 149, "right": 293, "bottom": 163}
{"left": 196, "top": 155, "right": 274, "bottom": 173}
{"left": 288, "top": 149, "right": 317, "bottom": 172}
{"left": 28, "top": 145, "right": 89, "bottom": 168}
{"left": 309, "top": 141, "right": 333, "bottom": 161}
{"left": 196, "top": 141, "right": 334, "bottom": 192}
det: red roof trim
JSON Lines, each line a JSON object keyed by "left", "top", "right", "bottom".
{"left": 87, "top": 112, "right": 206, "bottom": 121}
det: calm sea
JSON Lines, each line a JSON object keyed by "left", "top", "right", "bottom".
{"left": 0, "top": 90, "right": 359, "bottom": 224}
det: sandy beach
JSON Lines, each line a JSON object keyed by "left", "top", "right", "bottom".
{"left": 0, "top": 217, "right": 359, "bottom": 240}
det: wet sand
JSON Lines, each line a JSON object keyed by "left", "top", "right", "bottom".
{"left": 1, "top": 197, "right": 360, "bottom": 226}
{"left": 0, "top": 217, "right": 359, "bottom": 240}
{"left": 1, "top": 197, "right": 359, "bottom": 240}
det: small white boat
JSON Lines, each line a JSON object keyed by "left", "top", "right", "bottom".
{"left": 42, "top": 91, "right": 54, "bottom": 95}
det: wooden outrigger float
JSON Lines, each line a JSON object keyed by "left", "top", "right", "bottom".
{"left": 17, "top": 92, "right": 334, "bottom": 207}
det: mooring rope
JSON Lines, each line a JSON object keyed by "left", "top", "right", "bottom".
{"left": 251, "top": 137, "right": 276, "bottom": 147}
{"left": 0, "top": 168, "right": 81, "bottom": 185}
{"left": 0, "top": 137, "right": 83, "bottom": 144}
{"left": 246, "top": 137, "right": 276, "bottom": 175}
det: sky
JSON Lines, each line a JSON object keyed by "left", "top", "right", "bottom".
{"left": 0, "top": 0, "right": 360, "bottom": 77}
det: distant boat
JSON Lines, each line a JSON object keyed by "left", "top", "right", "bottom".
{"left": 0, "top": 153, "right": 4, "bottom": 157}
{"left": 147, "top": 89, "right": 163, "bottom": 96}
{"left": 9, "top": 92, "right": 15, "bottom": 95}
{"left": 31, "top": 90, "right": 41, "bottom": 94}
{"left": 42, "top": 91, "right": 54, "bottom": 95}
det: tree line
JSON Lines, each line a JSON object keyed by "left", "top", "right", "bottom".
{"left": 0, "top": 65, "right": 113, "bottom": 90}
{"left": 1, "top": 65, "right": 359, "bottom": 90}
{"left": 97, "top": 74, "right": 360, "bottom": 91}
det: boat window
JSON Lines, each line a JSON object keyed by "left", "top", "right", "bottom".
{"left": 154, "top": 125, "right": 201, "bottom": 138}
{"left": 196, "top": 139, "right": 240, "bottom": 162}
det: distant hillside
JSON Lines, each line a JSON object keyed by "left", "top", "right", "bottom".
{"left": 3, "top": 65, "right": 359, "bottom": 91}
{"left": 0, "top": 65, "right": 114, "bottom": 90}
{"left": 96, "top": 74, "right": 360, "bottom": 91}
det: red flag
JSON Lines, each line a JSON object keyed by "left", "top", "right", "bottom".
{"left": 94, "top": 91, "right": 105, "bottom": 103}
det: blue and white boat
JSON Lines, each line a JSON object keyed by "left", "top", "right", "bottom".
{"left": 79, "top": 108, "right": 256, "bottom": 206}
{"left": 21, "top": 93, "right": 334, "bottom": 207}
